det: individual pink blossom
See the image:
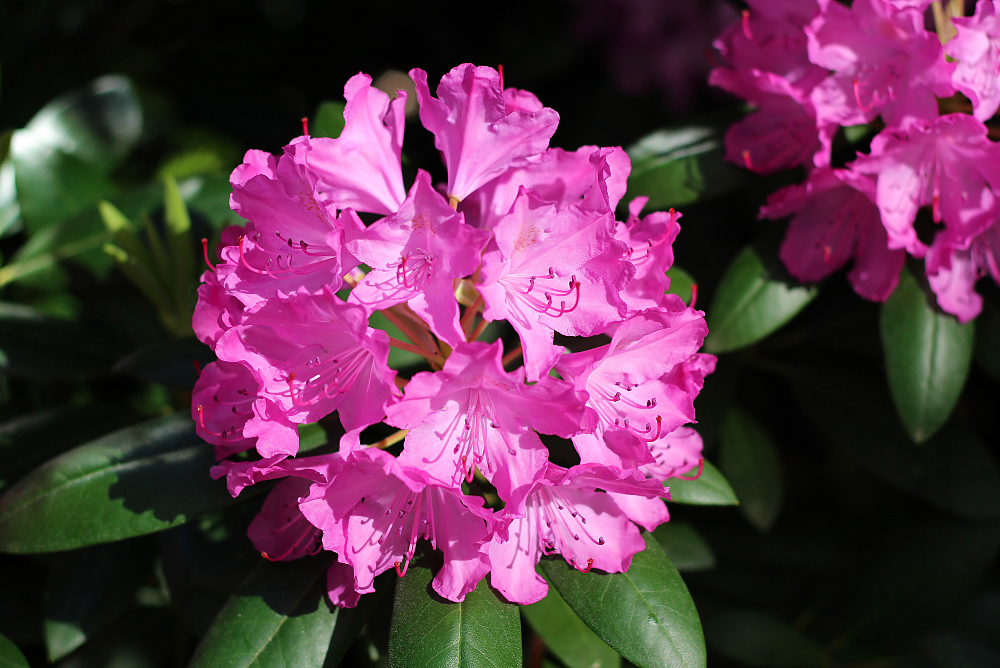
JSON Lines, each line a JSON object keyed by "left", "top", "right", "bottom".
{"left": 411, "top": 64, "right": 559, "bottom": 204}
{"left": 639, "top": 426, "right": 705, "bottom": 481}
{"left": 926, "top": 218, "right": 1000, "bottom": 322}
{"left": 460, "top": 146, "right": 631, "bottom": 231}
{"left": 850, "top": 114, "right": 1000, "bottom": 256}
{"left": 386, "top": 340, "right": 591, "bottom": 512}
{"left": 946, "top": 0, "right": 1000, "bottom": 122}
{"left": 554, "top": 307, "right": 715, "bottom": 470}
{"left": 346, "top": 170, "right": 491, "bottom": 346}
{"left": 299, "top": 447, "right": 495, "bottom": 602}
{"left": 806, "top": 0, "right": 954, "bottom": 129}
{"left": 230, "top": 149, "right": 277, "bottom": 189}
{"left": 304, "top": 73, "right": 407, "bottom": 215}
{"left": 215, "top": 287, "right": 398, "bottom": 452}
{"left": 615, "top": 198, "right": 681, "bottom": 311}
{"left": 762, "top": 167, "right": 906, "bottom": 301}
{"left": 248, "top": 478, "right": 324, "bottom": 562}
{"left": 218, "top": 146, "right": 365, "bottom": 309}
{"left": 488, "top": 463, "right": 669, "bottom": 604}
{"left": 210, "top": 450, "right": 344, "bottom": 497}
{"left": 193, "top": 263, "right": 244, "bottom": 349}
{"left": 478, "top": 188, "right": 633, "bottom": 381}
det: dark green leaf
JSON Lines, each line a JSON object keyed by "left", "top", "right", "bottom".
{"left": 626, "top": 127, "right": 747, "bottom": 210}
{"left": 0, "top": 632, "right": 28, "bottom": 668}
{"left": 44, "top": 540, "right": 154, "bottom": 661}
{"left": 975, "top": 296, "right": 1000, "bottom": 384}
{"left": 0, "top": 301, "right": 122, "bottom": 378}
{"left": 666, "top": 266, "right": 695, "bottom": 305}
{"left": 114, "top": 338, "right": 214, "bottom": 390}
{"left": 667, "top": 459, "right": 738, "bottom": 506}
{"left": 880, "top": 268, "right": 974, "bottom": 442}
{"left": 369, "top": 310, "right": 426, "bottom": 369}
{"left": 652, "top": 522, "right": 716, "bottom": 572}
{"left": 387, "top": 557, "right": 520, "bottom": 668}
{"left": 182, "top": 174, "right": 245, "bottom": 230}
{"left": 718, "top": 409, "right": 783, "bottom": 532}
{"left": 0, "top": 413, "right": 240, "bottom": 553}
{"left": 704, "top": 246, "right": 817, "bottom": 354}
{"left": 522, "top": 578, "right": 620, "bottom": 668}
{"left": 539, "top": 533, "right": 705, "bottom": 668}
{"left": 190, "top": 554, "right": 366, "bottom": 668}
{"left": 312, "top": 102, "right": 346, "bottom": 139}
{"left": 705, "top": 610, "right": 828, "bottom": 668}
{"left": 794, "top": 367, "right": 1000, "bottom": 519}
{"left": 297, "top": 423, "right": 328, "bottom": 452}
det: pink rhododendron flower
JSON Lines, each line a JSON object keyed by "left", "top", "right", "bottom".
{"left": 615, "top": 197, "right": 681, "bottom": 311}
{"left": 763, "top": 167, "right": 906, "bottom": 301}
{"left": 299, "top": 447, "right": 495, "bottom": 602}
{"left": 193, "top": 264, "right": 244, "bottom": 348}
{"left": 947, "top": 0, "right": 1000, "bottom": 122}
{"left": 555, "top": 307, "right": 714, "bottom": 470}
{"left": 411, "top": 64, "right": 559, "bottom": 204}
{"left": 488, "top": 463, "right": 669, "bottom": 604}
{"left": 305, "top": 73, "right": 407, "bottom": 215}
{"left": 640, "top": 426, "right": 705, "bottom": 481}
{"left": 926, "top": 217, "right": 1000, "bottom": 322}
{"left": 806, "top": 0, "right": 953, "bottom": 129}
{"left": 248, "top": 477, "right": 324, "bottom": 562}
{"left": 850, "top": 114, "right": 1000, "bottom": 257}
{"left": 215, "top": 287, "right": 398, "bottom": 452}
{"left": 478, "top": 188, "right": 633, "bottom": 381}
{"left": 347, "top": 170, "right": 491, "bottom": 346}
{"left": 387, "top": 340, "right": 590, "bottom": 512}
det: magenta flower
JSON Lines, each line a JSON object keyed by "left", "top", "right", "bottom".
{"left": 488, "top": 463, "right": 669, "bottom": 605}
{"left": 639, "top": 426, "right": 705, "bottom": 481}
{"left": 806, "top": 0, "right": 953, "bottom": 129}
{"left": 478, "top": 188, "right": 632, "bottom": 381}
{"left": 347, "top": 170, "right": 491, "bottom": 346}
{"left": 554, "top": 307, "right": 714, "bottom": 471}
{"left": 215, "top": 287, "right": 398, "bottom": 451}
{"left": 304, "top": 73, "right": 407, "bottom": 215}
{"left": 210, "top": 450, "right": 344, "bottom": 497}
{"left": 926, "top": 218, "right": 1000, "bottom": 322}
{"left": 850, "top": 114, "right": 1000, "bottom": 257}
{"left": 615, "top": 197, "right": 681, "bottom": 311}
{"left": 248, "top": 478, "right": 324, "bottom": 562}
{"left": 762, "top": 167, "right": 906, "bottom": 301}
{"left": 193, "top": 263, "right": 244, "bottom": 349}
{"left": 386, "top": 340, "right": 590, "bottom": 512}
{"left": 946, "top": 0, "right": 1000, "bottom": 122}
{"left": 299, "top": 447, "right": 495, "bottom": 602}
{"left": 411, "top": 64, "right": 559, "bottom": 205}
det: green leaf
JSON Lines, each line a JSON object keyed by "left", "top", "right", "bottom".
{"left": 705, "top": 610, "right": 828, "bottom": 668}
{"left": 191, "top": 554, "right": 369, "bottom": 668}
{"left": 718, "top": 409, "right": 783, "bottom": 532}
{"left": 652, "top": 522, "right": 716, "bottom": 572}
{"left": 880, "top": 267, "right": 974, "bottom": 442}
{"left": 44, "top": 540, "right": 153, "bottom": 661}
{"left": 181, "top": 174, "right": 245, "bottom": 230}
{"left": 975, "top": 296, "right": 1000, "bottom": 384}
{"left": 387, "top": 557, "right": 521, "bottom": 668}
{"left": 704, "top": 246, "right": 817, "bottom": 354}
{"left": 667, "top": 459, "right": 738, "bottom": 506}
{"left": 0, "top": 632, "right": 28, "bottom": 668}
{"left": 0, "top": 158, "right": 22, "bottom": 239}
{"left": 626, "top": 127, "right": 747, "bottom": 211}
{"left": 794, "top": 366, "right": 1000, "bottom": 519}
{"left": 522, "top": 579, "right": 621, "bottom": 668}
{"left": 312, "top": 102, "right": 346, "bottom": 139}
{"left": 0, "top": 413, "right": 240, "bottom": 553}
{"left": 539, "top": 533, "right": 705, "bottom": 668}
{"left": 666, "top": 266, "right": 696, "bottom": 305}
{"left": 297, "top": 423, "right": 328, "bottom": 452}
{"left": 369, "top": 310, "right": 426, "bottom": 369}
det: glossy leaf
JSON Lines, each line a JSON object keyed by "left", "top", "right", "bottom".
{"left": 313, "top": 102, "right": 346, "bottom": 139}
{"left": 387, "top": 558, "right": 520, "bottom": 668}
{"left": 652, "top": 522, "right": 716, "bottom": 572}
{"left": 190, "top": 554, "right": 365, "bottom": 668}
{"left": 0, "top": 632, "right": 28, "bottom": 668}
{"left": 718, "top": 409, "right": 783, "bottom": 532}
{"left": 114, "top": 338, "right": 214, "bottom": 390}
{"left": 880, "top": 268, "right": 974, "bottom": 442}
{"left": 539, "top": 533, "right": 705, "bottom": 668}
{"left": 0, "top": 413, "right": 240, "bottom": 553}
{"left": 626, "top": 127, "right": 746, "bottom": 211}
{"left": 705, "top": 610, "right": 828, "bottom": 668}
{"left": 794, "top": 367, "right": 1000, "bottom": 519}
{"left": 666, "top": 459, "right": 738, "bottom": 506}
{"left": 666, "top": 266, "right": 696, "bottom": 306}
{"left": 703, "top": 246, "right": 817, "bottom": 354}
{"left": 297, "top": 423, "right": 328, "bottom": 452}
{"left": 522, "top": 578, "right": 621, "bottom": 668}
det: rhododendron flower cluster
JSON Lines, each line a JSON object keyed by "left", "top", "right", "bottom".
{"left": 712, "top": 0, "right": 1000, "bottom": 320}
{"left": 192, "top": 64, "right": 715, "bottom": 607}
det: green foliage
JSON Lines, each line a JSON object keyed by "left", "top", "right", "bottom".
{"left": 539, "top": 534, "right": 706, "bottom": 668}
{"left": 704, "top": 245, "right": 818, "bottom": 354}
{"left": 387, "top": 557, "right": 521, "bottom": 668}
{"left": 718, "top": 408, "right": 783, "bottom": 532}
{"left": 0, "top": 633, "right": 28, "bottom": 668}
{"left": 312, "top": 102, "right": 347, "bottom": 139}
{"left": 522, "top": 579, "right": 621, "bottom": 668}
{"left": 881, "top": 267, "right": 975, "bottom": 442}
{"left": 652, "top": 522, "right": 716, "bottom": 573}
{"left": 666, "top": 459, "right": 739, "bottom": 506}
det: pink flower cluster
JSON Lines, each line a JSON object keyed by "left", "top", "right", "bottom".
{"left": 713, "top": 0, "right": 1000, "bottom": 320}
{"left": 191, "top": 64, "right": 715, "bottom": 606}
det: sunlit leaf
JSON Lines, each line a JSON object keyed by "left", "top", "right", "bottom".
{"left": 522, "top": 579, "right": 621, "bottom": 668}
{"left": 667, "top": 459, "right": 738, "bottom": 506}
